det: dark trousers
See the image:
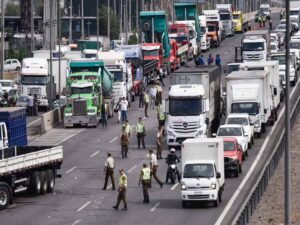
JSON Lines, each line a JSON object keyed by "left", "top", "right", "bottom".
{"left": 139, "top": 98, "right": 144, "bottom": 108}
{"left": 101, "top": 114, "right": 107, "bottom": 127}
{"left": 103, "top": 168, "right": 115, "bottom": 189}
{"left": 121, "top": 144, "right": 128, "bottom": 158}
{"left": 121, "top": 110, "right": 127, "bottom": 123}
{"left": 157, "top": 142, "right": 162, "bottom": 159}
{"left": 144, "top": 102, "right": 149, "bottom": 117}
{"left": 115, "top": 188, "right": 127, "bottom": 209}
{"left": 137, "top": 133, "right": 145, "bottom": 149}
{"left": 151, "top": 165, "right": 163, "bottom": 186}
{"left": 142, "top": 180, "right": 150, "bottom": 202}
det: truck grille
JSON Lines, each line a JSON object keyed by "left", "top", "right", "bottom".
{"left": 244, "top": 54, "right": 262, "bottom": 60}
{"left": 28, "top": 87, "right": 41, "bottom": 95}
{"left": 73, "top": 99, "right": 87, "bottom": 116}
{"left": 172, "top": 121, "right": 199, "bottom": 133}
{"left": 188, "top": 195, "right": 210, "bottom": 200}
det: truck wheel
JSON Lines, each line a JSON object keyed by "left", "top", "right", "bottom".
{"left": 30, "top": 171, "right": 41, "bottom": 195}
{"left": 213, "top": 200, "right": 218, "bottom": 207}
{"left": 251, "top": 137, "right": 254, "bottom": 145}
{"left": 47, "top": 169, "right": 55, "bottom": 193}
{"left": 182, "top": 201, "right": 188, "bottom": 208}
{"left": 0, "top": 185, "right": 10, "bottom": 210}
{"left": 218, "top": 190, "right": 222, "bottom": 202}
{"left": 239, "top": 164, "right": 242, "bottom": 173}
{"left": 261, "top": 123, "right": 266, "bottom": 133}
{"left": 40, "top": 171, "right": 48, "bottom": 195}
{"left": 234, "top": 167, "right": 239, "bottom": 178}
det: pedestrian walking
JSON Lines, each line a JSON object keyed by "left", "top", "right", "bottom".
{"left": 215, "top": 54, "right": 221, "bottom": 67}
{"left": 148, "top": 149, "right": 163, "bottom": 188}
{"left": 144, "top": 91, "right": 150, "bottom": 117}
{"left": 33, "top": 94, "right": 38, "bottom": 115}
{"left": 139, "top": 163, "right": 151, "bottom": 203}
{"left": 269, "top": 18, "right": 273, "bottom": 30}
{"left": 150, "top": 85, "right": 157, "bottom": 109}
{"left": 102, "top": 153, "right": 116, "bottom": 190}
{"left": 113, "top": 169, "right": 128, "bottom": 210}
{"left": 138, "top": 89, "right": 144, "bottom": 110}
{"left": 116, "top": 97, "right": 122, "bottom": 123}
{"left": 258, "top": 15, "right": 262, "bottom": 28}
{"left": 158, "top": 72, "right": 165, "bottom": 87}
{"left": 136, "top": 117, "right": 146, "bottom": 149}
{"left": 280, "top": 9, "right": 283, "bottom": 20}
{"left": 247, "top": 21, "right": 251, "bottom": 31}
{"left": 198, "top": 55, "right": 205, "bottom": 65}
{"left": 120, "top": 125, "right": 129, "bottom": 158}
{"left": 101, "top": 102, "right": 108, "bottom": 127}
{"left": 262, "top": 16, "right": 266, "bottom": 27}
{"left": 124, "top": 120, "right": 132, "bottom": 138}
{"left": 156, "top": 127, "right": 164, "bottom": 160}
{"left": 27, "top": 94, "right": 34, "bottom": 116}
{"left": 207, "top": 54, "right": 214, "bottom": 65}
{"left": 120, "top": 97, "right": 128, "bottom": 123}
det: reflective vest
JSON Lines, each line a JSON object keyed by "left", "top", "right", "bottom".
{"left": 144, "top": 93, "right": 150, "bottom": 103}
{"left": 142, "top": 167, "right": 151, "bottom": 180}
{"left": 156, "top": 85, "right": 162, "bottom": 93}
{"left": 125, "top": 124, "right": 131, "bottom": 135}
{"left": 159, "top": 111, "right": 165, "bottom": 120}
{"left": 119, "top": 174, "right": 127, "bottom": 187}
{"left": 136, "top": 122, "right": 144, "bottom": 133}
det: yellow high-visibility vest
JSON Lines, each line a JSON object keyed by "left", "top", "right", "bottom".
{"left": 119, "top": 174, "right": 127, "bottom": 187}
{"left": 142, "top": 167, "right": 151, "bottom": 180}
{"left": 136, "top": 122, "right": 144, "bottom": 133}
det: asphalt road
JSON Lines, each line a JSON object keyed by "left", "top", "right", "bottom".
{"left": 1, "top": 12, "right": 292, "bottom": 225}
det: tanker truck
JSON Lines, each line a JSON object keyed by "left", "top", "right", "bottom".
{"left": 64, "top": 60, "right": 114, "bottom": 128}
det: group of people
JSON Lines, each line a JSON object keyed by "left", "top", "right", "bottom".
{"left": 198, "top": 54, "right": 221, "bottom": 66}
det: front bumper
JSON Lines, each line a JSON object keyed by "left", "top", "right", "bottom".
{"left": 225, "top": 159, "right": 239, "bottom": 173}
{"left": 64, "top": 115, "right": 98, "bottom": 127}
{"left": 181, "top": 189, "right": 218, "bottom": 201}
{"left": 167, "top": 132, "right": 206, "bottom": 147}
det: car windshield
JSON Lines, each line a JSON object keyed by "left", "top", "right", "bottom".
{"left": 217, "top": 127, "right": 242, "bottom": 136}
{"left": 270, "top": 55, "right": 285, "bottom": 64}
{"left": 226, "top": 117, "right": 248, "bottom": 125}
{"left": 291, "top": 18, "right": 298, "bottom": 23}
{"left": 169, "top": 98, "right": 202, "bottom": 116}
{"left": 277, "top": 25, "right": 286, "bottom": 30}
{"left": 290, "top": 11, "right": 299, "bottom": 16}
{"left": 224, "top": 141, "right": 236, "bottom": 151}
{"left": 71, "top": 86, "right": 93, "bottom": 94}
{"left": 243, "top": 42, "right": 264, "bottom": 51}
{"left": 21, "top": 76, "right": 47, "bottom": 85}
{"left": 231, "top": 102, "right": 259, "bottom": 115}
{"left": 0, "top": 81, "right": 12, "bottom": 87}
{"left": 290, "top": 42, "right": 300, "bottom": 49}
{"left": 207, "top": 26, "right": 216, "bottom": 32}
{"left": 143, "top": 49, "right": 159, "bottom": 56}
{"left": 260, "top": 7, "right": 269, "bottom": 12}
{"left": 183, "top": 164, "right": 214, "bottom": 178}
{"left": 233, "top": 14, "right": 240, "bottom": 20}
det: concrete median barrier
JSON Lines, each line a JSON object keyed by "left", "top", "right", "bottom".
{"left": 41, "top": 107, "right": 64, "bottom": 133}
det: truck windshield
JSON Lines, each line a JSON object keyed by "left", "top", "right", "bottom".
{"left": 183, "top": 164, "right": 214, "bottom": 178}
{"left": 171, "top": 36, "right": 188, "bottom": 44}
{"left": 21, "top": 76, "right": 47, "bottom": 85}
{"left": 224, "top": 141, "right": 236, "bottom": 151}
{"left": 231, "top": 102, "right": 259, "bottom": 115}
{"left": 207, "top": 26, "right": 216, "bottom": 32}
{"left": 217, "top": 127, "right": 242, "bottom": 136}
{"left": 227, "top": 64, "right": 240, "bottom": 74}
{"left": 226, "top": 117, "right": 248, "bottom": 125}
{"left": 243, "top": 42, "right": 264, "bottom": 51}
{"left": 71, "top": 86, "right": 93, "bottom": 94}
{"left": 220, "top": 14, "right": 230, "bottom": 20}
{"left": 169, "top": 98, "right": 202, "bottom": 116}
{"left": 176, "top": 11, "right": 195, "bottom": 21}
{"left": 270, "top": 55, "right": 285, "bottom": 64}
{"left": 84, "top": 54, "right": 96, "bottom": 59}
{"left": 233, "top": 14, "right": 240, "bottom": 20}
{"left": 290, "top": 42, "right": 300, "bottom": 49}
{"left": 260, "top": 8, "right": 269, "bottom": 13}
{"left": 112, "top": 71, "right": 123, "bottom": 82}
{"left": 143, "top": 50, "right": 159, "bottom": 56}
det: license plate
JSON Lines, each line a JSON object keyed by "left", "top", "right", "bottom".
{"left": 194, "top": 191, "right": 202, "bottom": 194}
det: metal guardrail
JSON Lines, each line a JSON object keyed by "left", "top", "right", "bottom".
{"left": 233, "top": 88, "right": 300, "bottom": 225}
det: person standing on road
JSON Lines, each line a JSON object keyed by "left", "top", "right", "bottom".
{"left": 144, "top": 90, "right": 150, "bottom": 117}
{"left": 262, "top": 16, "right": 266, "bottom": 27}
{"left": 215, "top": 54, "right": 221, "bottom": 67}
{"left": 258, "top": 15, "right": 262, "bottom": 28}
{"left": 155, "top": 82, "right": 163, "bottom": 106}
{"left": 269, "top": 18, "right": 273, "bottom": 30}
{"left": 148, "top": 149, "right": 163, "bottom": 188}
{"left": 156, "top": 103, "right": 166, "bottom": 135}
{"left": 102, "top": 153, "right": 115, "bottom": 190}
{"left": 120, "top": 97, "right": 128, "bottom": 123}
{"left": 27, "top": 94, "right": 34, "bottom": 116}
{"left": 101, "top": 102, "right": 108, "bottom": 128}
{"left": 207, "top": 54, "right": 214, "bottom": 65}
{"left": 156, "top": 127, "right": 164, "bottom": 160}
{"left": 113, "top": 169, "right": 128, "bottom": 210}
{"left": 116, "top": 97, "right": 122, "bottom": 123}
{"left": 138, "top": 88, "right": 144, "bottom": 110}
{"left": 124, "top": 120, "right": 132, "bottom": 138}
{"left": 33, "top": 94, "right": 38, "bottom": 115}
{"left": 150, "top": 85, "right": 157, "bottom": 110}
{"left": 139, "top": 163, "right": 151, "bottom": 203}
{"left": 247, "top": 21, "right": 251, "bottom": 31}
{"left": 136, "top": 117, "right": 146, "bottom": 149}
{"left": 120, "top": 125, "right": 129, "bottom": 158}
{"left": 158, "top": 72, "right": 165, "bottom": 87}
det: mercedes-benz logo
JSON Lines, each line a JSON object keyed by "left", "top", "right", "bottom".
{"left": 183, "top": 122, "right": 188, "bottom": 129}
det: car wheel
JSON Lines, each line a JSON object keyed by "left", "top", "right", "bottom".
{"left": 182, "top": 201, "right": 188, "bottom": 208}
{"left": 251, "top": 137, "right": 254, "bottom": 145}
{"left": 16, "top": 66, "right": 21, "bottom": 71}
{"left": 239, "top": 164, "right": 242, "bottom": 173}
{"left": 213, "top": 200, "right": 218, "bottom": 207}
{"left": 234, "top": 168, "right": 239, "bottom": 177}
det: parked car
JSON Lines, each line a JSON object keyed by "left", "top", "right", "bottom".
{"left": 225, "top": 113, "right": 254, "bottom": 148}
{"left": 213, "top": 124, "right": 249, "bottom": 158}
{"left": 223, "top": 137, "right": 244, "bottom": 177}
{"left": 3, "top": 59, "right": 21, "bottom": 71}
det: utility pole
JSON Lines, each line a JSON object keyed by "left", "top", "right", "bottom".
{"left": 81, "top": 0, "right": 84, "bottom": 39}
{"left": 1, "top": 0, "right": 4, "bottom": 80}
{"left": 31, "top": 0, "right": 35, "bottom": 52}
{"left": 136, "top": 0, "right": 139, "bottom": 31}
{"left": 125, "top": 0, "right": 128, "bottom": 44}
{"left": 120, "top": 0, "right": 123, "bottom": 34}
{"left": 96, "top": 0, "right": 99, "bottom": 50}
{"left": 69, "top": 0, "right": 72, "bottom": 43}
{"left": 49, "top": 0, "right": 53, "bottom": 108}
{"left": 57, "top": 0, "right": 61, "bottom": 107}
{"left": 107, "top": 0, "right": 110, "bottom": 41}
{"left": 114, "top": 0, "right": 116, "bottom": 14}
{"left": 129, "top": 0, "right": 131, "bottom": 32}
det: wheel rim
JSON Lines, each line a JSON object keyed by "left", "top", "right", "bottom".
{"left": 0, "top": 190, "right": 8, "bottom": 206}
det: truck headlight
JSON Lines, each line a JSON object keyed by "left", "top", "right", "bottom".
{"left": 64, "top": 112, "right": 72, "bottom": 117}
{"left": 181, "top": 183, "right": 187, "bottom": 190}
{"left": 168, "top": 130, "right": 175, "bottom": 137}
{"left": 230, "top": 156, "right": 238, "bottom": 160}
{"left": 87, "top": 109, "right": 96, "bottom": 116}
{"left": 211, "top": 183, "right": 216, "bottom": 189}
{"left": 64, "top": 109, "right": 72, "bottom": 117}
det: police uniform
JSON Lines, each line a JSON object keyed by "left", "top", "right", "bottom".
{"left": 120, "top": 129, "right": 129, "bottom": 158}
{"left": 136, "top": 122, "right": 145, "bottom": 149}
{"left": 139, "top": 165, "right": 151, "bottom": 203}
{"left": 113, "top": 171, "right": 128, "bottom": 210}
{"left": 144, "top": 92, "right": 150, "bottom": 117}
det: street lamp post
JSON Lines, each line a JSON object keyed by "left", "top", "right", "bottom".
{"left": 1, "top": 0, "right": 4, "bottom": 80}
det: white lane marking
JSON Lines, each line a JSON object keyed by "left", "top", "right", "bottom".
{"left": 76, "top": 201, "right": 91, "bottom": 212}
{"left": 56, "top": 129, "right": 86, "bottom": 145}
{"left": 170, "top": 183, "right": 179, "bottom": 191}
{"left": 71, "top": 219, "right": 82, "bottom": 225}
{"left": 90, "top": 151, "right": 99, "bottom": 158}
{"left": 26, "top": 118, "right": 42, "bottom": 127}
{"left": 127, "top": 165, "right": 137, "bottom": 173}
{"left": 150, "top": 202, "right": 160, "bottom": 212}
{"left": 215, "top": 82, "right": 299, "bottom": 225}
{"left": 109, "top": 137, "right": 118, "bottom": 143}
{"left": 66, "top": 166, "right": 77, "bottom": 174}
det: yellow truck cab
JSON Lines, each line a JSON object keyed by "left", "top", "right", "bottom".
{"left": 233, "top": 11, "right": 244, "bottom": 33}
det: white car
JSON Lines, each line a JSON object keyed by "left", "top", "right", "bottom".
{"left": 214, "top": 124, "right": 249, "bottom": 158}
{"left": 270, "top": 33, "right": 279, "bottom": 47}
{"left": 270, "top": 43, "right": 279, "bottom": 53}
{"left": 3, "top": 59, "right": 21, "bottom": 71}
{"left": 225, "top": 113, "right": 254, "bottom": 149}
{"left": 0, "top": 80, "right": 16, "bottom": 93}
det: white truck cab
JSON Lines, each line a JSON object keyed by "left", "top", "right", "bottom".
{"left": 199, "top": 15, "right": 210, "bottom": 52}
{"left": 242, "top": 36, "right": 267, "bottom": 62}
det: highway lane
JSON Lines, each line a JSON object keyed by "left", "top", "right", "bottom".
{"left": 0, "top": 12, "right": 289, "bottom": 225}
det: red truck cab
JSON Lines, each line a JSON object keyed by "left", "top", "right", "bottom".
{"left": 223, "top": 137, "right": 243, "bottom": 177}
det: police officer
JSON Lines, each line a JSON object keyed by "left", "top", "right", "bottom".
{"left": 139, "top": 163, "right": 151, "bottom": 203}
{"left": 157, "top": 103, "right": 166, "bottom": 134}
{"left": 120, "top": 125, "right": 129, "bottom": 158}
{"left": 136, "top": 117, "right": 146, "bottom": 149}
{"left": 113, "top": 169, "right": 128, "bottom": 210}
{"left": 102, "top": 153, "right": 115, "bottom": 190}
{"left": 124, "top": 120, "right": 132, "bottom": 138}
{"left": 144, "top": 90, "right": 150, "bottom": 117}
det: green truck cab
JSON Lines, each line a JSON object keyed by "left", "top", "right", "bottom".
{"left": 64, "top": 60, "right": 114, "bottom": 128}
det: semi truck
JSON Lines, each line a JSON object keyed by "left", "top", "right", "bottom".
{"left": 175, "top": 3, "right": 201, "bottom": 58}
{"left": 203, "top": 10, "right": 222, "bottom": 47}
{"left": 225, "top": 70, "right": 277, "bottom": 137}
{"left": 216, "top": 4, "right": 234, "bottom": 36}
{"left": 181, "top": 138, "right": 225, "bottom": 208}
{"left": 233, "top": 11, "right": 249, "bottom": 33}
{"left": 64, "top": 60, "right": 114, "bottom": 128}
{"left": 167, "top": 65, "right": 221, "bottom": 148}
{"left": 140, "top": 11, "right": 171, "bottom": 77}
{"left": 199, "top": 15, "right": 211, "bottom": 52}
{"left": 0, "top": 107, "right": 63, "bottom": 210}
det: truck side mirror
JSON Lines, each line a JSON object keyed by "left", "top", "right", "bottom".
{"left": 216, "top": 172, "right": 221, "bottom": 178}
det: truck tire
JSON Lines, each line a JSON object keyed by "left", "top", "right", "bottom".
{"left": 218, "top": 190, "right": 222, "bottom": 202}
{"left": 234, "top": 167, "right": 239, "bottom": 178}
{"left": 213, "top": 200, "right": 218, "bottom": 207}
{"left": 239, "top": 164, "right": 242, "bottom": 173}
{"left": 0, "top": 185, "right": 10, "bottom": 210}
{"left": 30, "top": 171, "right": 41, "bottom": 195}
{"left": 40, "top": 171, "right": 48, "bottom": 195}
{"left": 47, "top": 169, "right": 55, "bottom": 193}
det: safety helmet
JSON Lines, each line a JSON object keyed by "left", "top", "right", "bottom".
{"left": 170, "top": 148, "right": 176, "bottom": 153}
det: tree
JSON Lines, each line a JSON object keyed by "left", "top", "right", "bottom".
{"left": 5, "top": 2, "right": 20, "bottom": 16}
{"left": 98, "top": 5, "right": 120, "bottom": 40}
{"left": 128, "top": 33, "right": 138, "bottom": 45}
